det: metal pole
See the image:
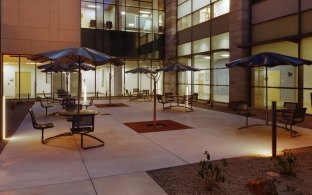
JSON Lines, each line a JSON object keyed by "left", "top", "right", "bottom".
{"left": 265, "top": 67, "right": 268, "bottom": 125}
{"left": 109, "top": 63, "right": 111, "bottom": 104}
{"left": 272, "top": 101, "right": 277, "bottom": 158}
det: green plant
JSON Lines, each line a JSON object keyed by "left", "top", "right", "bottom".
{"left": 198, "top": 151, "right": 227, "bottom": 191}
{"left": 275, "top": 149, "right": 297, "bottom": 176}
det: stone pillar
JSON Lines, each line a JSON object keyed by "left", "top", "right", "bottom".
{"left": 228, "top": 0, "right": 251, "bottom": 104}
{"left": 165, "top": 0, "right": 177, "bottom": 61}
{"left": 164, "top": 0, "right": 177, "bottom": 94}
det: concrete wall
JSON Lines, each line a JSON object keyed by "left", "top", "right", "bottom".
{"left": 1, "top": 0, "right": 81, "bottom": 55}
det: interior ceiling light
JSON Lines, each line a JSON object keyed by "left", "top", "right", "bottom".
{"left": 128, "top": 23, "right": 135, "bottom": 27}
{"left": 121, "top": 11, "right": 126, "bottom": 15}
{"left": 203, "top": 56, "right": 210, "bottom": 59}
{"left": 87, "top": 5, "right": 97, "bottom": 8}
{"left": 139, "top": 10, "right": 151, "bottom": 14}
{"left": 221, "top": 54, "right": 230, "bottom": 57}
{"left": 140, "top": 14, "right": 149, "bottom": 17}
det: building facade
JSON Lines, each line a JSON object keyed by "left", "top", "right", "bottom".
{"left": 1, "top": 0, "right": 312, "bottom": 141}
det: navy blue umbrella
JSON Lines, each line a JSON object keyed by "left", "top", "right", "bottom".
{"left": 226, "top": 52, "right": 312, "bottom": 68}
{"left": 29, "top": 47, "right": 125, "bottom": 109}
{"left": 156, "top": 62, "right": 200, "bottom": 72}
{"left": 226, "top": 52, "right": 312, "bottom": 124}
{"left": 125, "top": 67, "right": 156, "bottom": 74}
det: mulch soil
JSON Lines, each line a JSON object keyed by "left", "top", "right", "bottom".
{"left": 95, "top": 103, "right": 128, "bottom": 108}
{"left": 124, "top": 120, "right": 192, "bottom": 133}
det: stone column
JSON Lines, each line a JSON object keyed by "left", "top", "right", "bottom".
{"left": 228, "top": 0, "right": 251, "bottom": 104}
{"left": 164, "top": 0, "right": 177, "bottom": 94}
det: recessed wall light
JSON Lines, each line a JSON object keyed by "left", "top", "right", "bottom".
{"left": 87, "top": 5, "right": 97, "bottom": 8}
{"left": 139, "top": 11, "right": 151, "bottom": 14}
{"left": 221, "top": 54, "right": 230, "bottom": 57}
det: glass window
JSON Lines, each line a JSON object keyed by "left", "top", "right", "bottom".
{"left": 178, "top": 0, "right": 191, "bottom": 18}
{"left": 178, "top": 42, "right": 192, "bottom": 56}
{"left": 126, "top": 6, "right": 139, "bottom": 31}
{"left": 193, "top": 37, "right": 210, "bottom": 54}
{"left": 126, "top": 0, "right": 139, "bottom": 7}
{"left": 96, "top": 4, "right": 104, "bottom": 29}
{"left": 212, "top": 51, "right": 229, "bottom": 103}
{"left": 192, "top": 0, "right": 210, "bottom": 11}
{"left": 301, "top": 37, "right": 312, "bottom": 113}
{"left": 125, "top": 60, "right": 139, "bottom": 92}
{"left": 81, "top": 2, "right": 96, "bottom": 28}
{"left": 139, "top": 9, "right": 153, "bottom": 32}
{"left": 177, "top": 15, "right": 192, "bottom": 31}
{"left": 193, "top": 6, "right": 211, "bottom": 26}
{"left": 193, "top": 55, "right": 210, "bottom": 100}
{"left": 213, "top": 0, "right": 230, "bottom": 18}
{"left": 211, "top": 32, "right": 229, "bottom": 50}
{"left": 104, "top": 4, "right": 115, "bottom": 30}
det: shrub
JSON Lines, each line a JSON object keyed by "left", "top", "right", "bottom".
{"left": 198, "top": 151, "right": 227, "bottom": 191}
{"left": 275, "top": 149, "right": 297, "bottom": 176}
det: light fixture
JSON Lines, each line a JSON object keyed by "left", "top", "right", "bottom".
{"left": 220, "top": 53, "right": 230, "bottom": 57}
{"left": 140, "top": 14, "right": 149, "bottom": 18}
{"left": 87, "top": 5, "right": 97, "bottom": 8}
{"left": 128, "top": 23, "right": 135, "bottom": 27}
{"left": 121, "top": 11, "right": 126, "bottom": 15}
{"left": 139, "top": 10, "right": 151, "bottom": 14}
{"left": 2, "top": 96, "right": 6, "bottom": 140}
{"left": 203, "top": 56, "right": 210, "bottom": 60}
{"left": 25, "top": 62, "right": 37, "bottom": 65}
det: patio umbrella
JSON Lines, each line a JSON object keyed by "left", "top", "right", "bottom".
{"left": 29, "top": 47, "right": 124, "bottom": 111}
{"left": 156, "top": 62, "right": 200, "bottom": 72}
{"left": 39, "top": 62, "right": 95, "bottom": 96}
{"left": 156, "top": 62, "right": 200, "bottom": 95}
{"left": 126, "top": 67, "right": 160, "bottom": 127}
{"left": 38, "top": 62, "right": 95, "bottom": 72}
{"left": 225, "top": 52, "right": 312, "bottom": 124}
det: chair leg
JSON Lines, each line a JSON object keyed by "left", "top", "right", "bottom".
{"left": 45, "top": 108, "right": 48, "bottom": 117}
{"left": 80, "top": 133, "right": 105, "bottom": 149}
{"left": 41, "top": 129, "right": 45, "bottom": 144}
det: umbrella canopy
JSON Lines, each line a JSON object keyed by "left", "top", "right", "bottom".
{"left": 156, "top": 62, "right": 200, "bottom": 72}
{"left": 125, "top": 67, "right": 156, "bottom": 74}
{"left": 38, "top": 62, "right": 95, "bottom": 72}
{"left": 226, "top": 52, "right": 312, "bottom": 125}
{"left": 225, "top": 52, "right": 312, "bottom": 68}
{"left": 29, "top": 47, "right": 124, "bottom": 66}
{"left": 29, "top": 47, "right": 125, "bottom": 110}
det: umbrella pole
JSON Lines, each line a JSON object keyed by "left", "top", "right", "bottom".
{"left": 78, "top": 57, "right": 81, "bottom": 113}
{"left": 265, "top": 67, "right": 268, "bottom": 125}
{"left": 153, "top": 78, "right": 157, "bottom": 127}
{"left": 109, "top": 63, "right": 112, "bottom": 104}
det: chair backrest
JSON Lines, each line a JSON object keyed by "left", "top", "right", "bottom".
{"left": 192, "top": 93, "right": 198, "bottom": 102}
{"left": 284, "top": 102, "right": 298, "bottom": 110}
{"left": 142, "top": 90, "right": 149, "bottom": 95}
{"left": 29, "top": 109, "right": 39, "bottom": 129}
{"left": 156, "top": 94, "right": 164, "bottom": 103}
{"left": 133, "top": 88, "right": 139, "bottom": 95}
{"left": 292, "top": 107, "right": 307, "bottom": 123}
{"left": 71, "top": 115, "right": 94, "bottom": 132}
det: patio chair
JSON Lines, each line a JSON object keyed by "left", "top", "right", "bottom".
{"left": 157, "top": 94, "right": 171, "bottom": 110}
{"left": 42, "top": 91, "right": 53, "bottom": 103}
{"left": 164, "top": 92, "right": 174, "bottom": 103}
{"left": 192, "top": 93, "right": 198, "bottom": 103}
{"left": 39, "top": 97, "right": 53, "bottom": 117}
{"left": 29, "top": 109, "right": 54, "bottom": 144}
{"left": 279, "top": 107, "right": 306, "bottom": 137}
{"left": 71, "top": 114, "right": 104, "bottom": 149}
{"left": 278, "top": 102, "right": 299, "bottom": 118}
{"left": 182, "top": 95, "right": 194, "bottom": 112}
{"left": 236, "top": 103, "right": 257, "bottom": 130}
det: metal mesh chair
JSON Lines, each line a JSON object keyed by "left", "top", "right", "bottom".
{"left": 29, "top": 109, "right": 54, "bottom": 144}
